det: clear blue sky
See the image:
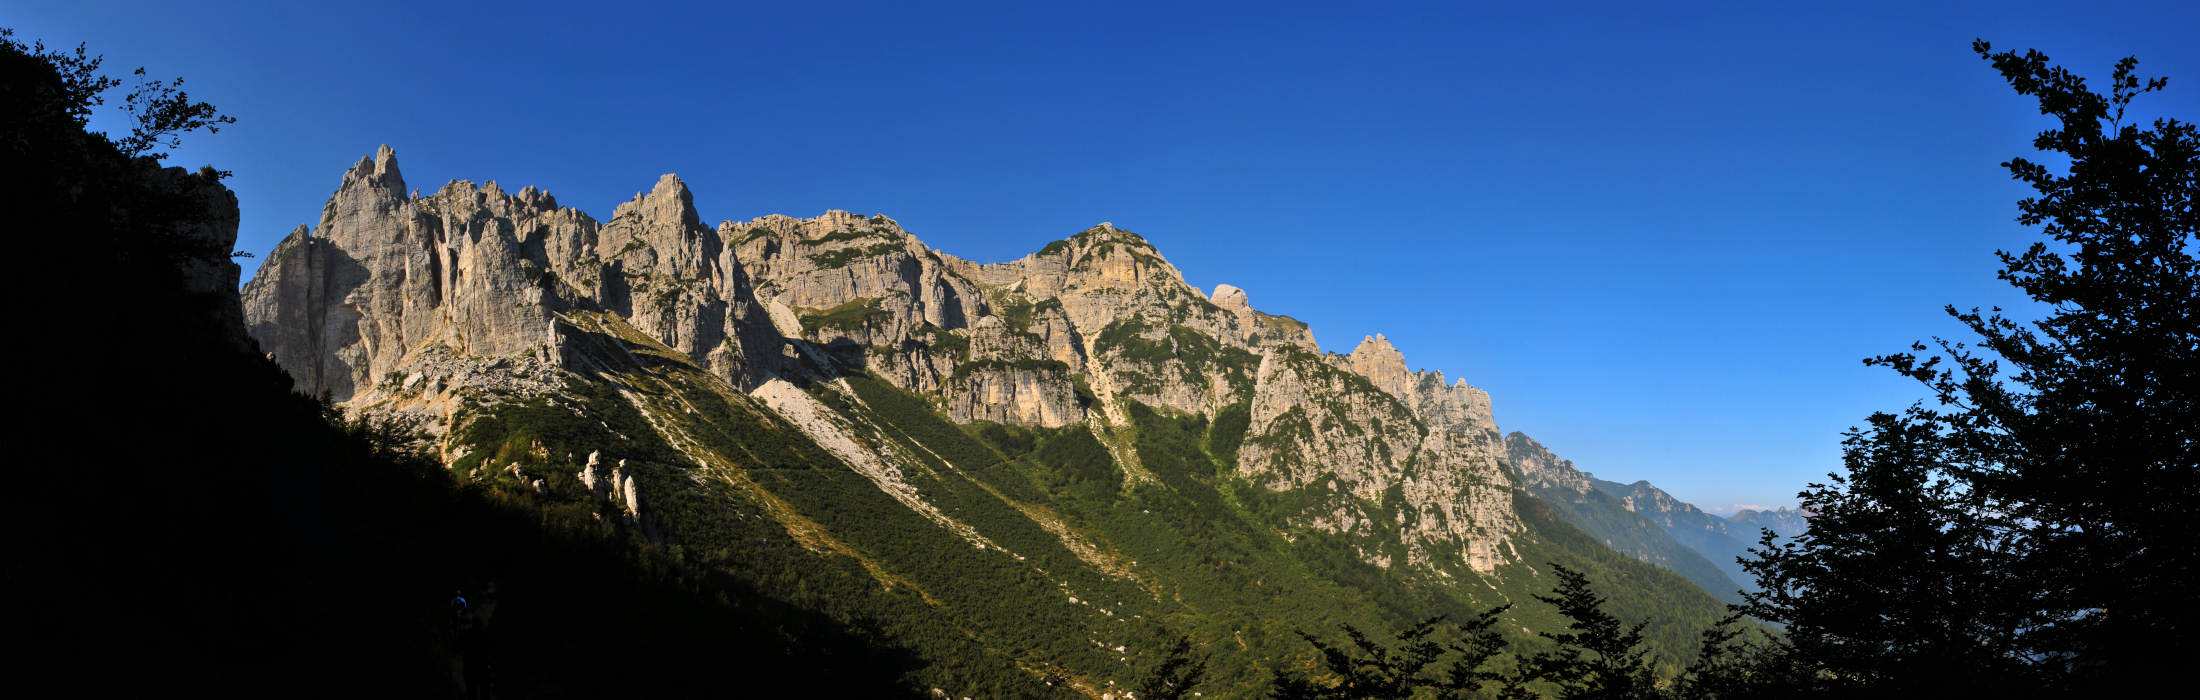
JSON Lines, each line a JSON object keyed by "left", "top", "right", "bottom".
{"left": 17, "top": 0, "right": 2198, "bottom": 513}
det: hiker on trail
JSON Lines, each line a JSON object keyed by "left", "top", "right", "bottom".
{"left": 449, "top": 590, "right": 470, "bottom": 631}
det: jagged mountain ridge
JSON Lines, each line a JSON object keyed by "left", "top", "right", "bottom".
{"left": 243, "top": 145, "right": 1519, "bottom": 576}
{"left": 242, "top": 147, "right": 1733, "bottom": 694}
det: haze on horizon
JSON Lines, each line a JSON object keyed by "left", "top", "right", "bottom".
{"left": 18, "top": 0, "right": 2199, "bottom": 512}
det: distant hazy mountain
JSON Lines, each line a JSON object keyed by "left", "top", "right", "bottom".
{"left": 1730, "top": 506, "right": 1811, "bottom": 540}
{"left": 240, "top": 146, "right": 1733, "bottom": 693}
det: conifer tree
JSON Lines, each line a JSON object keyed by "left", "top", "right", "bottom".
{"left": 1519, "top": 564, "right": 1657, "bottom": 700}
{"left": 1270, "top": 607, "right": 1519, "bottom": 700}
{"left": 1134, "top": 634, "right": 1208, "bottom": 700}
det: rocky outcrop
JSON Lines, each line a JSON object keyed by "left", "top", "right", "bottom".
{"left": 579, "top": 450, "right": 645, "bottom": 529}
{"left": 943, "top": 317, "right": 1087, "bottom": 427}
{"left": 1210, "top": 284, "right": 1248, "bottom": 312}
{"left": 1397, "top": 368, "right": 1514, "bottom": 572}
{"left": 944, "top": 363, "right": 1086, "bottom": 427}
{"left": 731, "top": 212, "right": 984, "bottom": 348}
{"left": 242, "top": 146, "right": 787, "bottom": 410}
{"left": 141, "top": 163, "right": 251, "bottom": 352}
{"left": 1505, "top": 432, "right": 1594, "bottom": 493}
{"left": 1410, "top": 372, "right": 1499, "bottom": 442}
{"left": 1241, "top": 346, "right": 1422, "bottom": 491}
{"left": 1240, "top": 344, "right": 1518, "bottom": 573}
{"left": 597, "top": 174, "right": 761, "bottom": 386}
{"left": 1029, "top": 302, "right": 1087, "bottom": 374}
{"left": 1347, "top": 335, "right": 1413, "bottom": 400}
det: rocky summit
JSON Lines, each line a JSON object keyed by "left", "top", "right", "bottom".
{"left": 242, "top": 147, "right": 1733, "bottom": 694}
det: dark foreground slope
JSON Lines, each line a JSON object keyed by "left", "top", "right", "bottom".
{"left": 2, "top": 39, "right": 919, "bottom": 699}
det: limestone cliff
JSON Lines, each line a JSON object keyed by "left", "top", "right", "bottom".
{"left": 1505, "top": 432, "right": 1595, "bottom": 493}
{"left": 943, "top": 316, "right": 1087, "bottom": 427}
{"left": 1239, "top": 342, "right": 1517, "bottom": 573}
{"left": 241, "top": 146, "right": 786, "bottom": 425}
{"left": 241, "top": 147, "right": 1593, "bottom": 580}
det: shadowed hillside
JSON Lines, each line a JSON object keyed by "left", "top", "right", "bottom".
{"left": 2, "top": 31, "right": 921, "bottom": 699}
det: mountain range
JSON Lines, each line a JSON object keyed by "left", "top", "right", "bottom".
{"left": 239, "top": 147, "right": 1777, "bottom": 695}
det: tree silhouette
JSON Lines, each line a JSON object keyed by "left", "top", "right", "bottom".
{"left": 1519, "top": 564, "right": 1656, "bottom": 700}
{"left": 1743, "top": 39, "right": 2199, "bottom": 695}
{"left": 1271, "top": 606, "right": 1520, "bottom": 699}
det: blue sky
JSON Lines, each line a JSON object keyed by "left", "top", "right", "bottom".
{"left": 16, "top": 0, "right": 2198, "bottom": 513}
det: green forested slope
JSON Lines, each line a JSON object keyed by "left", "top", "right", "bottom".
{"left": 1522, "top": 481, "right": 1747, "bottom": 603}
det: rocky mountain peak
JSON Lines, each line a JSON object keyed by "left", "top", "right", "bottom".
{"left": 1407, "top": 369, "right": 1500, "bottom": 438}
{"left": 1056, "top": 222, "right": 1156, "bottom": 254}
{"left": 335, "top": 143, "right": 406, "bottom": 201}
{"left": 611, "top": 173, "right": 704, "bottom": 235}
{"left": 1348, "top": 333, "right": 1412, "bottom": 400}
{"left": 652, "top": 172, "right": 689, "bottom": 197}
{"left": 370, "top": 144, "right": 401, "bottom": 180}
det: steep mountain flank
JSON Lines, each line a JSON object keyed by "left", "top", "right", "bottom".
{"left": 1592, "top": 477, "right": 1759, "bottom": 592}
{"left": 242, "top": 147, "right": 1734, "bottom": 693}
{"left": 1495, "top": 429, "right": 1761, "bottom": 593}
{"left": 1237, "top": 338, "right": 1518, "bottom": 573}
{"left": 1504, "top": 433, "right": 1747, "bottom": 600}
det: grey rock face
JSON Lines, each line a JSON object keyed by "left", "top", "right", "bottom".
{"left": 941, "top": 316, "right": 1087, "bottom": 427}
{"left": 1211, "top": 284, "right": 1249, "bottom": 312}
{"left": 242, "top": 146, "right": 786, "bottom": 409}
{"left": 1505, "top": 432, "right": 1595, "bottom": 493}
{"left": 144, "top": 164, "right": 250, "bottom": 352}
{"left": 944, "top": 364, "right": 1087, "bottom": 427}
{"left": 1239, "top": 345, "right": 1519, "bottom": 573}
{"left": 579, "top": 451, "right": 646, "bottom": 532}
{"left": 1347, "top": 334, "right": 1413, "bottom": 400}
{"left": 731, "top": 212, "right": 984, "bottom": 342}
{"left": 241, "top": 148, "right": 1576, "bottom": 578}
